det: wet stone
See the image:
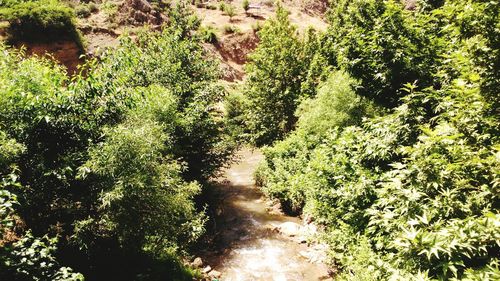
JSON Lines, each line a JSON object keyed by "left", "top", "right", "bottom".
{"left": 208, "top": 270, "right": 221, "bottom": 278}
{"left": 202, "top": 265, "right": 212, "bottom": 273}
{"left": 278, "top": 222, "right": 302, "bottom": 237}
{"left": 192, "top": 257, "right": 203, "bottom": 268}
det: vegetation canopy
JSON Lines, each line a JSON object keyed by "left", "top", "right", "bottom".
{"left": 254, "top": 0, "right": 500, "bottom": 280}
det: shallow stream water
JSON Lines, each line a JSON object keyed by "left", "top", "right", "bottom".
{"left": 200, "top": 148, "right": 331, "bottom": 281}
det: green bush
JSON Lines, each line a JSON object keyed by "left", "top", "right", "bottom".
{"left": 76, "top": 101, "right": 205, "bottom": 255}
{"left": 101, "top": 1, "right": 118, "bottom": 17}
{"left": 251, "top": 21, "right": 262, "bottom": 32}
{"left": 257, "top": 72, "right": 378, "bottom": 213}
{"left": 223, "top": 24, "right": 239, "bottom": 34}
{"left": 0, "top": 131, "right": 23, "bottom": 236}
{"left": 206, "top": 4, "right": 217, "bottom": 10}
{"left": 0, "top": 0, "right": 82, "bottom": 48}
{"left": 219, "top": 2, "right": 226, "bottom": 11}
{"left": 1, "top": 232, "right": 84, "bottom": 281}
{"left": 224, "top": 3, "right": 236, "bottom": 21}
{"left": 75, "top": 4, "right": 91, "bottom": 18}
{"left": 199, "top": 25, "right": 218, "bottom": 43}
{"left": 88, "top": 2, "right": 98, "bottom": 13}
{"left": 243, "top": 0, "right": 250, "bottom": 14}
{"left": 224, "top": 90, "right": 250, "bottom": 143}
{"left": 0, "top": 129, "right": 81, "bottom": 280}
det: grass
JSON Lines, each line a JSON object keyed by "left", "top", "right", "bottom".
{"left": 223, "top": 24, "right": 240, "bottom": 34}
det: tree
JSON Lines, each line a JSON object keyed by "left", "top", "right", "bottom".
{"left": 244, "top": 6, "right": 318, "bottom": 146}
{"left": 325, "top": 0, "right": 442, "bottom": 107}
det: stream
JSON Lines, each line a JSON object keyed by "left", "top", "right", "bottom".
{"left": 199, "top": 148, "right": 332, "bottom": 281}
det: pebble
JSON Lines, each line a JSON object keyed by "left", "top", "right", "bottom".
{"left": 192, "top": 257, "right": 203, "bottom": 268}
{"left": 202, "top": 265, "right": 212, "bottom": 273}
{"left": 208, "top": 270, "right": 221, "bottom": 278}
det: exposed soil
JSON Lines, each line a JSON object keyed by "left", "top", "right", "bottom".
{"left": 195, "top": 0, "right": 328, "bottom": 34}
{"left": 204, "top": 32, "right": 259, "bottom": 81}
{"left": 13, "top": 40, "right": 84, "bottom": 75}
{"left": 195, "top": 0, "right": 328, "bottom": 81}
{"left": 197, "top": 148, "right": 332, "bottom": 280}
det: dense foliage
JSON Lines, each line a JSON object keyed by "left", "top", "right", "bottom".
{"left": 256, "top": 0, "right": 499, "bottom": 279}
{"left": 325, "top": 0, "right": 442, "bottom": 107}
{"left": 0, "top": 0, "right": 82, "bottom": 47}
{"left": 0, "top": 7, "right": 232, "bottom": 280}
{"left": 255, "top": 72, "right": 379, "bottom": 213}
{"left": 241, "top": 6, "right": 327, "bottom": 146}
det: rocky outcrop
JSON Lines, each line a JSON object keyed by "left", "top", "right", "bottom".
{"left": 299, "top": 243, "right": 328, "bottom": 264}
{"left": 404, "top": 0, "right": 417, "bottom": 10}
{"left": 208, "top": 270, "right": 221, "bottom": 278}
{"left": 118, "top": 0, "right": 167, "bottom": 26}
{"left": 273, "top": 220, "right": 329, "bottom": 266}
{"left": 191, "top": 257, "right": 203, "bottom": 268}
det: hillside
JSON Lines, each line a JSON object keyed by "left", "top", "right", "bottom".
{"left": 1, "top": 0, "right": 327, "bottom": 78}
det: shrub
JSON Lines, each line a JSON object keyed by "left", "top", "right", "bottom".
{"left": 206, "top": 4, "right": 217, "bottom": 10}
{"left": 295, "top": 72, "right": 378, "bottom": 135}
{"left": 223, "top": 24, "right": 239, "bottom": 34}
{"left": 259, "top": 1, "right": 500, "bottom": 279}
{"left": 75, "top": 4, "right": 91, "bottom": 18}
{"left": 251, "top": 21, "right": 262, "bottom": 32}
{"left": 224, "top": 90, "right": 250, "bottom": 143}
{"left": 199, "top": 25, "right": 218, "bottom": 43}
{"left": 325, "top": 0, "right": 442, "bottom": 107}
{"left": 88, "top": 2, "right": 98, "bottom": 13}
{"left": 0, "top": 130, "right": 23, "bottom": 236}
{"left": 77, "top": 104, "right": 205, "bottom": 254}
{"left": 1, "top": 232, "right": 84, "bottom": 281}
{"left": 0, "top": 128, "right": 82, "bottom": 281}
{"left": 219, "top": 1, "right": 226, "bottom": 11}
{"left": 243, "top": 0, "right": 250, "bottom": 14}
{"left": 104, "top": 29, "right": 233, "bottom": 181}
{"left": 257, "top": 72, "right": 378, "bottom": 213}
{"left": 101, "top": 1, "right": 118, "bottom": 20}
{"left": 0, "top": 0, "right": 83, "bottom": 48}
{"left": 224, "top": 3, "right": 236, "bottom": 21}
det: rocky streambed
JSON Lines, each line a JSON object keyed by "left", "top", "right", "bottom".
{"left": 193, "top": 148, "right": 333, "bottom": 281}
